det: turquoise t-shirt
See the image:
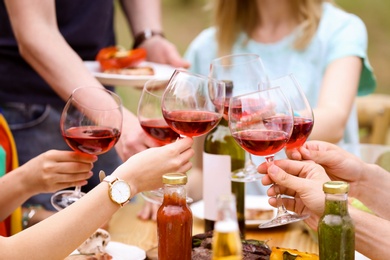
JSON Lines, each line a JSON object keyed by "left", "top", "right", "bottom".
{"left": 185, "top": 3, "right": 376, "bottom": 194}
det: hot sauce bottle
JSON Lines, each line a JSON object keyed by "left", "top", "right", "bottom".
{"left": 157, "top": 173, "right": 193, "bottom": 260}
{"left": 318, "top": 181, "right": 355, "bottom": 260}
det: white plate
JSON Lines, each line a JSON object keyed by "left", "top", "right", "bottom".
{"left": 190, "top": 195, "right": 276, "bottom": 228}
{"left": 71, "top": 241, "right": 146, "bottom": 260}
{"left": 84, "top": 61, "right": 176, "bottom": 87}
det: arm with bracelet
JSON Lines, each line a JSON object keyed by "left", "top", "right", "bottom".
{"left": 119, "top": 0, "right": 190, "bottom": 68}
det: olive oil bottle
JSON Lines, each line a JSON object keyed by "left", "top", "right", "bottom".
{"left": 318, "top": 181, "right": 355, "bottom": 260}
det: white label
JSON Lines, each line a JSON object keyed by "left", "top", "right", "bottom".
{"left": 203, "top": 152, "right": 232, "bottom": 221}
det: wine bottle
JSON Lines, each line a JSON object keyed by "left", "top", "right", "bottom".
{"left": 203, "top": 81, "right": 246, "bottom": 237}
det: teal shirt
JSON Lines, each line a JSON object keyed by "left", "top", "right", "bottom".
{"left": 185, "top": 2, "right": 375, "bottom": 147}
{"left": 185, "top": 3, "right": 376, "bottom": 194}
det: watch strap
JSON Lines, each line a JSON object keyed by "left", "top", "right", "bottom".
{"left": 132, "top": 29, "right": 165, "bottom": 49}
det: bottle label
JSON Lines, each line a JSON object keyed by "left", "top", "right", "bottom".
{"left": 203, "top": 152, "right": 232, "bottom": 221}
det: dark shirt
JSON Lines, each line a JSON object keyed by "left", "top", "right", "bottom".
{"left": 0, "top": 0, "right": 116, "bottom": 106}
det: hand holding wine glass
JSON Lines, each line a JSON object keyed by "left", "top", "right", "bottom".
{"left": 137, "top": 78, "right": 187, "bottom": 205}
{"left": 51, "top": 87, "right": 122, "bottom": 211}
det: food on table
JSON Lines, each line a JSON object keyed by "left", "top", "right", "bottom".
{"left": 64, "top": 228, "right": 112, "bottom": 260}
{"left": 192, "top": 231, "right": 319, "bottom": 260}
{"left": 103, "top": 66, "right": 154, "bottom": 76}
{"left": 270, "top": 247, "right": 319, "bottom": 260}
{"left": 192, "top": 231, "right": 271, "bottom": 260}
{"left": 96, "top": 46, "right": 152, "bottom": 75}
{"left": 245, "top": 208, "right": 275, "bottom": 221}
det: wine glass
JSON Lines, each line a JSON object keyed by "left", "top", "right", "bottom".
{"left": 270, "top": 74, "right": 314, "bottom": 149}
{"left": 141, "top": 70, "right": 225, "bottom": 204}
{"left": 210, "top": 53, "right": 270, "bottom": 182}
{"left": 51, "top": 87, "right": 123, "bottom": 211}
{"left": 228, "top": 87, "right": 308, "bottom": 228}
{"left": 161, "top": 68, "right": 226, "bottom": 138}
{"left": 137, "top": 78, "right": 190, "bottom": 204}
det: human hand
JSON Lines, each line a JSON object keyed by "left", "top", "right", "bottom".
{"left": 285, "top": 141, "right": 365, "bottom": 197}
{"left": 21, "top": 150, "right": 97, "bottom": 195}
{"left": 139, "top": 36, "right": 190, "bottom": 68}
{"left": 137, "top": 201, "right": 159, "bottom": 221}
{"left": 259, "top": 160, "right": 330, "bottom": 230}
{"left": 113, "top": 137, "right": 194, "bottom": 195}
{"left": 115, "top": 109, "right": 161, "bottom": 161}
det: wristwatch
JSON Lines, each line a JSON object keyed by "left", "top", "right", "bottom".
{"left": 103, "top": 175, "right": 131, "bottom": 207}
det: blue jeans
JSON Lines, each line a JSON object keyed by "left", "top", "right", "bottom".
{"left": 1, "top": 102, "right": 122, "bottom": 210}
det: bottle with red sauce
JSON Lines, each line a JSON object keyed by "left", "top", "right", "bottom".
{"left": 157, "top": 173, "right": 193, "bottom": 260}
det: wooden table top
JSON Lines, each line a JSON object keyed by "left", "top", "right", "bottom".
{"left": 108, "top": 196, "right": 319, "bottom": 258}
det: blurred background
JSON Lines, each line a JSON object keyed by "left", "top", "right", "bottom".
{"left": 114, "top": 0, "right": 390, "bottom": 144}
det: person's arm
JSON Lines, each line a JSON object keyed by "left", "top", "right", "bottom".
{"left": 259, "top": 159, "right": 390, "bottom": 259}
{"left": 350, "top": 207, "right": 390, "bottom": 260}
{"left": 0, "top": 138, "right": 194, "bottom": 259}
{"left": 4, "top": 0, "right": 157, "bottom": 159}
{"left": 310, "top": 56, "right": 361, "bottom": 143}
{"left": 0, "top": 150, "right": 96, "bottom": 220}
{"left": 119, "top": 0, "right": 190, "bottom": 68}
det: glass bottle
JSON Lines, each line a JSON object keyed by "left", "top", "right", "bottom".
{"left": 318, "top": 181, "right": 355, "bottom": 260}
{"left": 203, "top": 81, "right": 246, "bottom": 237}
{"left": 157, "top": 173, "right": 193, "bottom": 260}
{"left": 212, "top": 194, "right": 242, "bottom": 260}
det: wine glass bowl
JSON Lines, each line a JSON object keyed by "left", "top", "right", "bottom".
{"left": 138, "top": 79, "right": 180, "bottom": 146}
{"left": 51, "top": 87, "right": 123, "bottom": 211}
{"left": 270, "top": 74, "right": 314, "bottom": 149}
{"left": 228, "top": 88, "right": 293, "bottom": 163}
{"left": 161, "top": 69, "right": 225, "bottom": 138}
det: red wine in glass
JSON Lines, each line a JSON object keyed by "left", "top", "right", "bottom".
{"left": 162, "top": 110, "right": 221, "bottom": 137}
{"left": 140, "top": 118, "right": 180, "bottom": 145}
{"left": 63, "top": 126, "right": 121, "bottom": 155}
{"left": 232, "top": 129, "right": 290, "bottom": 156}
{"left": 286, "top": 117, "right": 314, "bottom": 149}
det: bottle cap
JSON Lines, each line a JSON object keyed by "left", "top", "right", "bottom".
{"left": 162, "top": 173, "right": 188, "bottom": 185}
{"left": 323, "top": 181, "right": 349, "bottom": 194}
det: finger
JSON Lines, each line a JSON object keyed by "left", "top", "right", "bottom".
{"left": 267, "top": 163, "right": 302, "bottom": 191}
{"left": 285, "top": 147, "right": 303, "bottom": 160}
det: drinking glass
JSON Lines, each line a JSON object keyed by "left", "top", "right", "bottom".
{"left": 228, "top": 87, "right": 308, "bottom": 228}
{"left": 210, "top": 53, "right": 270, "bottom": 182}
{"left": 161, "top": 68, "right": 226, "bottom": 138}
{"left": 137, "top": 78, "right": 190, "bottom": 204}
{"left": 51, "top": 87, "right": 123, "bottom": 211}
{"left": 270, "top": 74, "right": 314, "bottom": 149}
{"left": 141, "top": 70, "right": 225, "bottom": 204}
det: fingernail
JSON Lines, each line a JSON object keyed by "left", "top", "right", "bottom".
{"left": 268, "top": 164, "right": 278, "bottom": 175}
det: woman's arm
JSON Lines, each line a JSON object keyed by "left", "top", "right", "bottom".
{"left": 0, "top": 138, "right": 194, "bottom": 259}
{"left": 310, "top": 56, "right": 361, "bottom": 143}
{"left": 0, "top": 150, "right": 96, "bottom": 220}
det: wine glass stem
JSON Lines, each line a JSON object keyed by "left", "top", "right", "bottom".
{"left": 265, "top": 156, "right": 289, "bottom": 216}
{"left": 74, "top": 185, "right": 82, "bottom": 196}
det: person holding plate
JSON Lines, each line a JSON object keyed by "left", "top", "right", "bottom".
{"left": 0, "top": 0, "right": 189, "bottom": 219}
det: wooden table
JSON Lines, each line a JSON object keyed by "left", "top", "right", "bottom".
{"left": 108, "top": 196, "right": 319, "bottom": 258}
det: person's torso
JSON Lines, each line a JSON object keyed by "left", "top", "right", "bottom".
{"left": 0, "top": 0, "right": 116, "bottom": 105}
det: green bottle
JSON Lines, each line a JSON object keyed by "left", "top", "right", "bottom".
{"left": 203, "top": 81, "right": 246, "bottom": 238}
{"left": 318, "top": 181, "right": 355, "bottom": 260}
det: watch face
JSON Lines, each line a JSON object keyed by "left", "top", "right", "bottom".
{"left": 111, "top": 181, "right": 131, "bottom": 204}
